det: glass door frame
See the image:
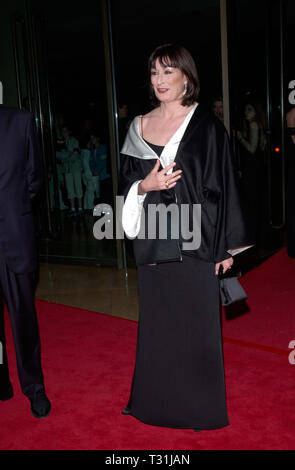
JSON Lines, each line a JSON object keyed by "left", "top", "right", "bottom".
{"left": 222, "top": 0, "right": 287, "bottom": 231}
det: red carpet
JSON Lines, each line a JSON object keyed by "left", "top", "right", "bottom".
{"left": 0, "top": 248, "right": 294, "bottom": 450}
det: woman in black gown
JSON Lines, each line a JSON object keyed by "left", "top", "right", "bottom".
{"left": 237, "top": 101, "right": 266, "bottom": 244}
{"left": 118, "top": 44, "right": 252, "bottom": 431}
{"left": 286, "top": 106, "right": 295, "bottom": 258}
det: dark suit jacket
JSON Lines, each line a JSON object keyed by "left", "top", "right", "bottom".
{"left": 0, "top": 106, "right": 43, "bottom": 273}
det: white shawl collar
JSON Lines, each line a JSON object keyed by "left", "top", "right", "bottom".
{"left": 120, "top": 103, "right": 198, "bottom": 167}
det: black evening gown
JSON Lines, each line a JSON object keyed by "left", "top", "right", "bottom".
{"left": 124, "top": 141, "right": 229, "bottom": 430}
{"left": 239, "top": 139, "right": 263, "bottom": 244}
{"left": 286, "top": 127, "right": 295, "bottom": 258}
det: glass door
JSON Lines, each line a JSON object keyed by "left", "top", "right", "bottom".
{"left": 24, "top": 0, "right": 118, "bottom": 266}
{"left": 226, "top": 0, "right": 289, "bottom": 263}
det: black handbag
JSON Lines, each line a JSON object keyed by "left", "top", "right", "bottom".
{"left": 219, "top": 276, "right": 248, "bottom": 306}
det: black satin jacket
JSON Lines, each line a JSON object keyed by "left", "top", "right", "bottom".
{"left": 118, "top": 104, "right": 253, "bottom": 266}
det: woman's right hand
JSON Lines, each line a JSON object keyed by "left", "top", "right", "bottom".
{"left": 138, "top": 160, "right": 182, "bottom": 195}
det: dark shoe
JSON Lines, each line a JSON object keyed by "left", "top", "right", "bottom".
{"left": 0, "top": 383, "right": 14, "bottom": 401}
{"left": 30, "top": 393, "right": 51, "bottom": 418}
{"left": 121, "top": 407, "right": 131, "bottom": 415}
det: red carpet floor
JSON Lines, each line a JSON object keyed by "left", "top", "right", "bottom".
{"left": 0, "top": 248, "right": 294, "bottom": 450}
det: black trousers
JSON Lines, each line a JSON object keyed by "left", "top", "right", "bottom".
{"left": 0, "top": 259, "right": 44, "bottom": 399}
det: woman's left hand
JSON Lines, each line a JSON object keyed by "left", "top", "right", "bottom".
{"left": 215, "top": 257, "right": 234, "bottom": 275}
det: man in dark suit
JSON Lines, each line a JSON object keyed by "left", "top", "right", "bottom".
{"left": 0, "top": 106, "right": 51, "bottom": 418}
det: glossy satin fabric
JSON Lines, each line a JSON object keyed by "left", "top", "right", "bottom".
{"left": 119, "top": 104, "right": 252, "bottom": 265}
{"left": 286, "top": 128, "right": 295, "bottom": 257}
{"left": 126, "top": 255, "right": 229, "bottom": 429}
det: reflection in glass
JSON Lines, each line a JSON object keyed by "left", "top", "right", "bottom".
{"left": 30, "top": 0, "right": 116, "bottom": 266}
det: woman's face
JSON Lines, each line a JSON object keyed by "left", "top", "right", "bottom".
{"left": 62, "top": 127, "right": 70, "bottom": 139}
{"left": 90, "top": 135, "right": 100, "bottom": 146}
{"left": 151, "top": 58, "right": 187, "bottom": 104}
{"left": 244, "top": 104, "right": 256, "bottom": 121}
{"left": 213, "top": 100, "right": 223, "bottom": 120}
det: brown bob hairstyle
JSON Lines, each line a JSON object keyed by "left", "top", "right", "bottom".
{"left": 148, "top": 44, "right": 200, "bottom": 107}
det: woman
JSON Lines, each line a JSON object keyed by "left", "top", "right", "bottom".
{"left": 286, "top": 106, "right": 295, "bottom": 258}
{"left": 119, "top": 44, "right": 252, "bottom": 431}
{"left": 87, "top": 133, "right": 111, "bottom": 204}
{"left": 81, "top": 133, "right": 107, "bottom": 211}
{"left": 237, "top": 101, "right": 266, "bottom": 242}
{"left": 212, "top": 96, "right": 224, "bottom": 122}
{"left": 60, "top": 126, "right": 84, "bottom": 216}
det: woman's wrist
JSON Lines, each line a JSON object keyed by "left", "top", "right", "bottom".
{"left": 138, "top": 180, "right": 147, "bottom": 195}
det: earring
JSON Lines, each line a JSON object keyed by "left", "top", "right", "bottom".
{"left": 183, "top": 82, "right": 187, "bottom": 96}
